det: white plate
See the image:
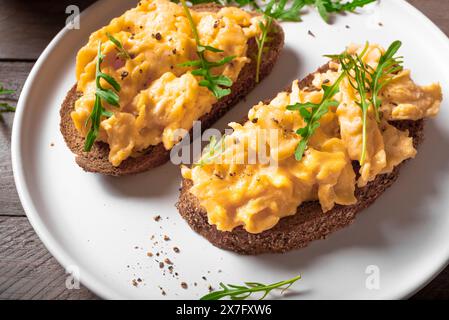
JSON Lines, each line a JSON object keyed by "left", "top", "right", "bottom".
{"left": 12, "top": 0, "right": 449, "bottom": 300}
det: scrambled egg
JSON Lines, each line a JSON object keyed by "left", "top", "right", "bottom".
{"left": 182, "top": 43, "right": 442, "bottom": 234}
{"left": 72, "top": 0, "right": 262, "bottom": 166}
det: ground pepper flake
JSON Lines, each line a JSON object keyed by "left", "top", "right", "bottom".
{"left": 121, "top": 71, "right": 129, "bottom": 80}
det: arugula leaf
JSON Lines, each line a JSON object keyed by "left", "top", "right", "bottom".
{"left": 84, "top": 42, "right": 121, "bottom": 152}
{"left": 106, "top": 32, "right": 131, "bottom": 60}
{"left": 254, "top": 0, "right": 308, "bottom": 83}
{"left": 325, "top": 41, "right": 402, "bottom": 163}
{"left": 0, "top": 83, "right": 16, "bottom": 120}
{"left": 287, "top": 73, "right": 344, "bottom": 161}
{"left": 314, "top": 0, "right": 329, "bottom": 22}
{"left": 338, "top": 51, "right": 370, "bottom": 164}
{"left": 0, "top": 83, "right": 15, "bottom": 96}
{"left": 200, "top": 275, "right": 301, "bottom": 300}
{"left": 255, "top": 16, "right": 273, "bottom": 83}
{"left": 175, "top": 0, "right": 376, "bottom": 85}
{"left": 234, "top": 0, "right": 260, "bottom": 9}
{"left": 95, "top": 88, "right": 120, "bottom": 107}
{"left": 178, "top": 0, "right": 235, "bottom": 99}
{"left": 366, "top": 40, "right": 403, "bottom": 122}
{"left": 264, "top": 0, "right": 305, "bottom": 22}
{"left": 194, "top": 135, "right": 227, "bottom": 167}
{"left": 198, "top": 44, "right": 223, "bottom": 53}
{"left": 175, "top": 0, "right": 376, "bottom": 23}
{"left": 322, "top": 0, "right": 377, "bottom": 12}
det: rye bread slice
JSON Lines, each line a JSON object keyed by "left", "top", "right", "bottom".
{"left": 60, "top": 3, "right": 284, "bottom": 176}
{"left": 177, "top": 63, "right": 425, "bottom": 255}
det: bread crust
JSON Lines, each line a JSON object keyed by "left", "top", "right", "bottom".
{"left": 177, "top": 63, "right": 425, "bottom": 255}
{"left": 60, "top": 4, "right": 284, "bottom": 176}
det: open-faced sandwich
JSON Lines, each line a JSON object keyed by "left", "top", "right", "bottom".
{"left": 60, "top": 0, "right": 284, "bottom": 175}
{"left": 178, "top": 41, "right": 442, "bottom": 254}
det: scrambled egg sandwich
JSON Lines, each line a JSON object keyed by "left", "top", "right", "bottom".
{"left": 60, "top": 0, "right": 284, "bottom": 175}
{"left": 178, "top": 42, "right": 442, "bottom": 254}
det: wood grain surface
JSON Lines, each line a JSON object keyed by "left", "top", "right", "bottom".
{"left": 0, "top": 0, "right": 95, "bottom": 60}
{"left": 0, "top": 0, "right": 448, "bottom": 300}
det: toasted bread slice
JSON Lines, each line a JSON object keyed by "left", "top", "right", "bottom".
{"left": 60, "top": 4, "right": 284, "bottom": 176}
{"left": 177, "top": 63, "right": 425, "bottom": 255}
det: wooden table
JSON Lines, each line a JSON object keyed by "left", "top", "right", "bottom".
{"left": 1, "top": 0, "right": 448, "bottom": 300}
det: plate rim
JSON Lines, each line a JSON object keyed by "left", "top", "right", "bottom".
{"left": 11, "top": 0, "right": 449, "bottom": 300}
{"left": 11, "top": 0, "right": 125, "bottom": 300}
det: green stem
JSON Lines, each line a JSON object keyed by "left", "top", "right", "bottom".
{"left": 95, "top": 42, "right": 102, "bottom": 89}
{"left": 256, "top": 16, "right": 272, "bottom": 83}
{"left": 360, "top": 100, "right": 368, "bottom": 165}
{"left": 180, "top": 0, "right": 208, "bottom": 70}
{"left": 0, "top": 103, "right": 16, "bottom": 112}
{"left": 372, "top": 93, "right": 380, "bottom": 122}
{"left": 201, "top": 275, "right": 301, "bottom": 300}
{"left": 180, "top": 0, "right": 200, "bottom": 46}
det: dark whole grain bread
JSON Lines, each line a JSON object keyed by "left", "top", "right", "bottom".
{"left": 60, "top": 3, "right": 284, "bottom": 176}
{"left": 177, "top": 63, "right": 425, "bottom": 255}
